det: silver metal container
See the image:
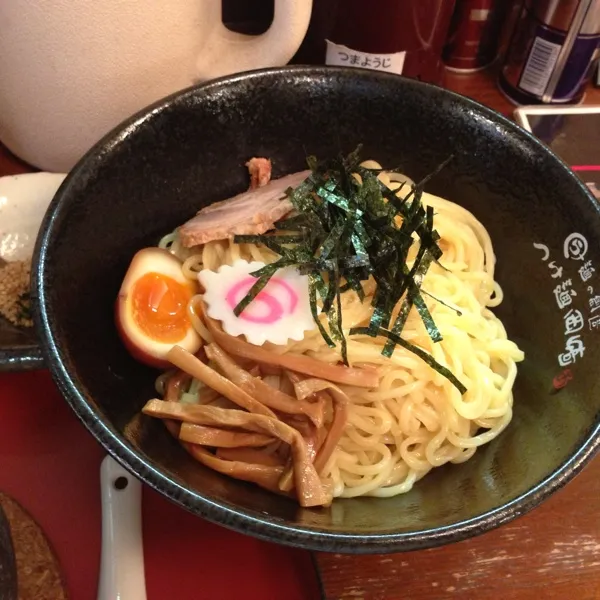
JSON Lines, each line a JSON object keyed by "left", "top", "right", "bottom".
{"left": 498, "top": 0, "right": 600, "bottom": 104}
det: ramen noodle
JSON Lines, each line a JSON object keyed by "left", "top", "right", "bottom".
{"left": 120, "top": 158, "right": 524, "bottom": 507}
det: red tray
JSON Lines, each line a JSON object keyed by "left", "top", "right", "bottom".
{"left": 0, "top": 370, "right": 321, "bottom": 599}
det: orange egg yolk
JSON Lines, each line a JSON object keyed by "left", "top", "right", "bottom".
{"left": 131, "top": 272, "right": 193, "bottom": 343}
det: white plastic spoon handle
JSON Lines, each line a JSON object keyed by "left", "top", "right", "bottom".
{"left": 98, "top": 455, "right": 147, "bottom": 600}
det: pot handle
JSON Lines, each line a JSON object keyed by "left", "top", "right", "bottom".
{"left": 198, "top": 0, "right": 313, "bottom": 80}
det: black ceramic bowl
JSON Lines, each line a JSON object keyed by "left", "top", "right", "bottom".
{"left": 33, "top": 67, "right": 600, "bottom": 553}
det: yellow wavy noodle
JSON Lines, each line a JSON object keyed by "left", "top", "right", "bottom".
{"left": 158, "top": 161, "right": 524, "bottom": 499}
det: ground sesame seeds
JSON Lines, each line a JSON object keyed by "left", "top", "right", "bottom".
{"left": 0, "top": 258, "right": 33, "bottom": 327}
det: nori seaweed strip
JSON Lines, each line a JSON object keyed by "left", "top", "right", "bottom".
{"left": 382, "top": 250, "right": 432, "bottom": 350}
{"left": 368, "top": 289, "right": 396, "bottom": 334}
{"left": 357, "top": 168, "right": 407, "bottom": 214}
{"left": 285, "top": 178, "right": 316, "bottom": 213}
{"left": 229, "top": 148, "right": 462, "bottom": 391}
{"left": 350, "top": 327, "right": 466, "bottom": 394}
{"left": 233, "top": 274, "right": 271, "bottom": 317}
{"left": 234, "top": 234, "right": 305, "bottom": 245}
{"left": 333, "top": 264, "right": 348, "bottom": 364}
{"left": 381, "top": 205, "right": 441, "bottom": 354}
{"left": 421, "top": 289, "right": 463, "bottom": 315}
{"left": 249, "top": 257, "right": 296, "bottom": 279}
{"left": 319, "top": 182, "right": 352, "bottom": 213}
{"left": 414, "top": 154, "right": 454, "bottom": 190}
{"left": 298, "top": 259, "right": 334, "bottom": 273}
{"left": 341, "top": 255, "right": 371, "bottom": 269}
{"left": 274, "top": 214, "right": 313, "bottom": 231}
{"left": 414, "top": 294, "right": 443, "bottom": 342}
{"left": 308, "top": 273, "right": 336, "bottom": 348}
{"left": 351, "top": 233, "right": 370, "bottom": 264}
{"left": 310, "top": 270, "right": 329, "bottom": 302}
{"left": 298, "top": 255, "right": 370, "bottom": 273}
{"left": 318, "top": 218, "right": 346, "bottom": 260}
{"left": 341, "top": 272, "right": 366, "bottom": 301}
{"left": 321, "top": 267, "right": 337, "bottom": 315}
{"left": 233, "top": 258, "right": 294, "bottom": 316}
{"left": 342, "top": 144, "right": 364, "bottom": 172}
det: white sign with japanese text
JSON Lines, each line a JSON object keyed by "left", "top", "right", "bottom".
{"left": 325, "top": 40, "right": 406, "bottom": 76}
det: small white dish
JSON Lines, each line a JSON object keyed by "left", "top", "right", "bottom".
{"left": 0, "top": 172, "right": 66, "bottom": 372}
{"left": 0, "top": 172, "right": 66, "bottom": 263}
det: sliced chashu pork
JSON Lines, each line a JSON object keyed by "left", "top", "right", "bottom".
{"left": 178, "top": 169, "right": 310, "bottom": 247}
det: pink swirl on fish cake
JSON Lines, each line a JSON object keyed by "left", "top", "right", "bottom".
{"left": 225, "top": 276, "right": 299, "bottom": 324}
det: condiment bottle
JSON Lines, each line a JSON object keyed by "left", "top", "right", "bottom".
{"left": 443, "top": 0, "right": 512, "bottom": 72}
{"left": 498, "top": 0, "right": 600, "bottom": 104}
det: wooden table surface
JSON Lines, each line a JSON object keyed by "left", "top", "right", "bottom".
{"left": 1, "top": 67, "right": 599, "bottom": 600}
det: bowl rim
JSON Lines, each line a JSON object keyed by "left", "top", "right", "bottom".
{"left": 32, "top": 65, "right": 600, "bottom": 553}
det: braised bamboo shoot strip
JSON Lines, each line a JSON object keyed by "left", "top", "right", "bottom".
{"left": 205, "top": 343, "right": 326, "bottom": 427}
{"left": 216, "top": 447, "right": 284, "bottom": 467}
{"left": 202, "top": 304, "right": 379, "bottom": 388}
{"left": 160, "top": 370, "right": 286, "bottom": 495}
{"left": 179, "top": 423, "right": 274, "bottom": 448}
{"left": 279, "top": 378, "right": 349, "bottom": 490}
{"left": 189, "top": 445, "right": 285, "bottom": 493}
{"left": 167, "top": 345, "right": 276, "bottom": 418}
{"left": 142, "top": 400, "right": 330, "bottom": 507}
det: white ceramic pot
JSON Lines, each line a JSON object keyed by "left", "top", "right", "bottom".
{"left": 0, "top": 0, "right": 312, "bottom": 172}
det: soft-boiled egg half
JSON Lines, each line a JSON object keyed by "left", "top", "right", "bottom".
{"left": 116, "top": 248, "right": 201, "bottom": 368}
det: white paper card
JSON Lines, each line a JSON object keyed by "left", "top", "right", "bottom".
{"left": 325, "top": 40, "right": 406, "bottom": 76}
